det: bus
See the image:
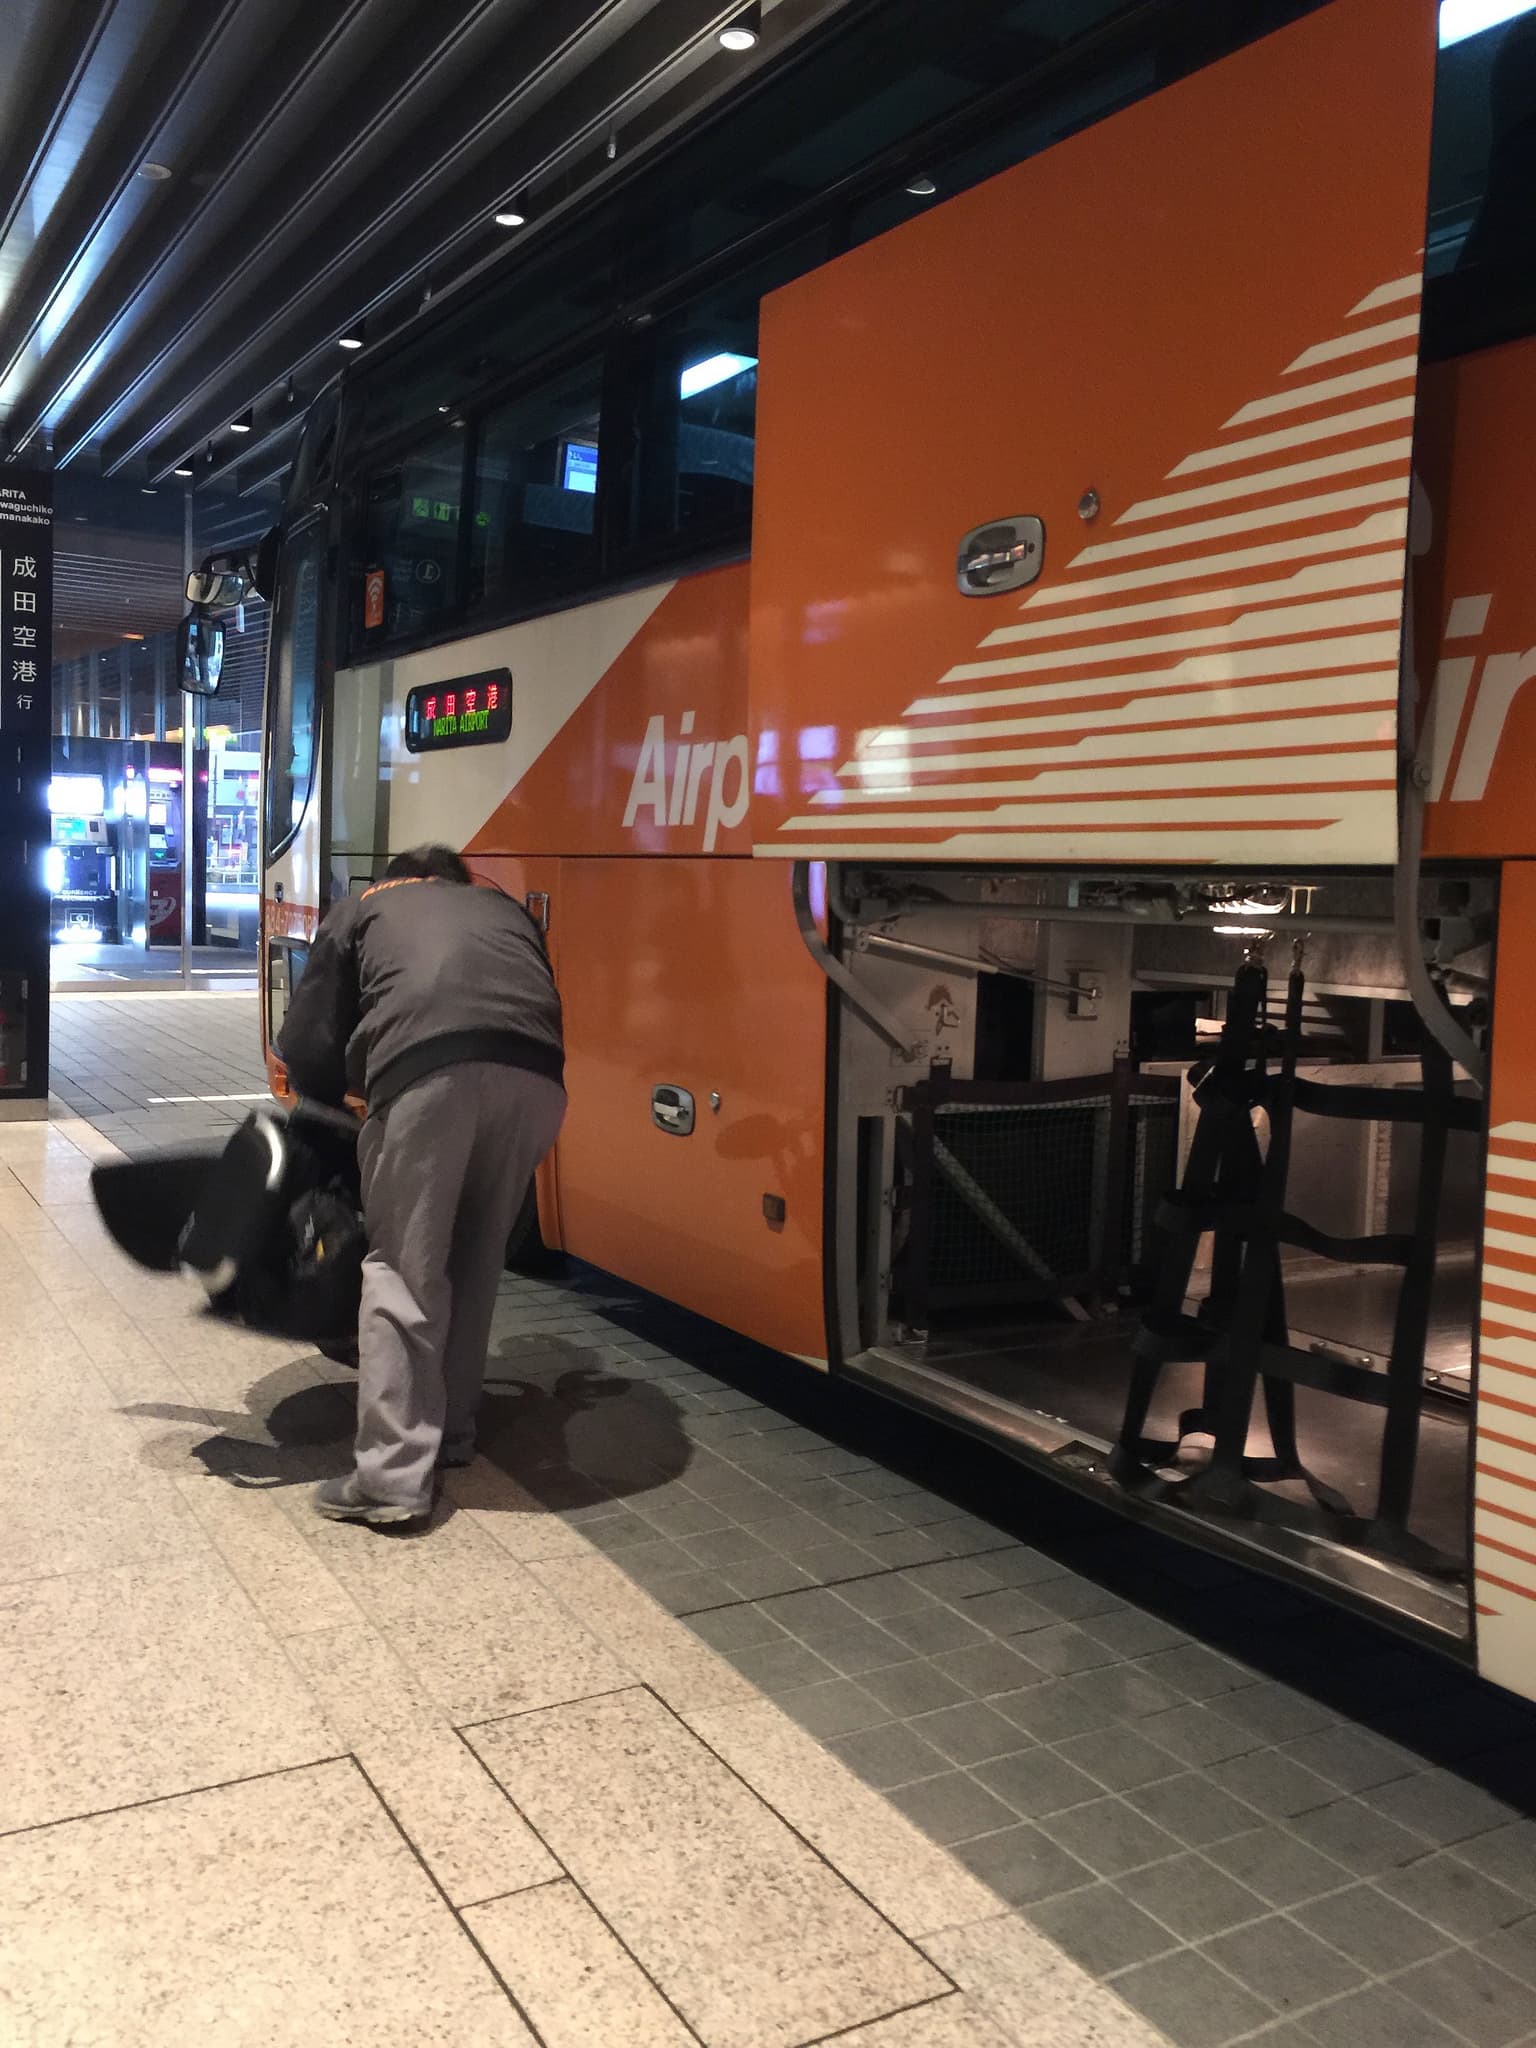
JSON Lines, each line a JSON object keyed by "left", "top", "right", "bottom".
{"left": 247, "top": 0, "right": 1536, "bottom": 1701}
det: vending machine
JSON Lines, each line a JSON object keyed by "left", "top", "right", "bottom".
{"left": 145, "top": 765, "right": 185, "bottom": 949}
{"left": 47, "top": 773, "right": 120, "bottom": 945}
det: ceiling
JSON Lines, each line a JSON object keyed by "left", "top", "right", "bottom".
{"left": 0, "top": 0, "right": 862, "bottom": 505}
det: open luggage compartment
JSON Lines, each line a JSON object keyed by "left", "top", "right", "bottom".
{"left": 833, "top": 864, "right": 1492, "bottom": 1647}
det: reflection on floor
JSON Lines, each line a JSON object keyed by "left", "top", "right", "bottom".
{"left": 51, "top": 939, "right": 257, "bottom": 991}
{"left": 47, "top": 990, "right": 268, "bottom": 1153}
{"left": 6, "top": 1100, "right": 1536, "bottom": 2048}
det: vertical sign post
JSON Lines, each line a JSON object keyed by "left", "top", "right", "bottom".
{"left": 0, "top": 471, "right": 53, "bottom": 1103}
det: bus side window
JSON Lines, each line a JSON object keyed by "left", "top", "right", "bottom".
{"left": 360, "top": 428, "right": 466, "bottom": 643}
{"left": 1425, "top": 9, "right": 1536, "bottom": 357}
{"left": 266, "top": 528, "right": 321, "bottom": 857}
{"left": 607, "top": 292, "right": 758, "bottom": 570}
{"left": 469, "top": 359, "right": 603, "bottom": 613}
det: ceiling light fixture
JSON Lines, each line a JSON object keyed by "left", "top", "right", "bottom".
{"left": 719, "top": 2, "right": 761, "bottom": 50}
{"left": 173, "top": 463, "right": 193, "bottom": 478}
{"left": 339, "top": 320, "right": 366, "bottom": 351}
{"left": 137, "top": 161, "right": 173, "bottom": 182}
{"left": 494, "top": 193, "right": 529, "bottom": 228}
{"left": 905, "top": 174, "right": 937, "bottom": 198}
{"left": 230, "top": 410, "right": 253, "bottom": 434}
{"left": 140, "top": 486, "right": 157, "bottom": 495}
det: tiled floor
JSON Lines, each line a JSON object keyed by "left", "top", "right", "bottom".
{"left": 47, "top": 991, "right": 271, "bottom": 1152}
{"left": 8, "top": 999, "right": 1536, "bottom": 2047}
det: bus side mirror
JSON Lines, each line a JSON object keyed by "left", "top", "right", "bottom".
{"left": 178, "top": 612, "right": 226, "bottom": 695}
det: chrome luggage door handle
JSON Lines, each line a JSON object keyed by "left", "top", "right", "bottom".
{"left": 652, "top": 1086, "right": 695, "bottom": 1136}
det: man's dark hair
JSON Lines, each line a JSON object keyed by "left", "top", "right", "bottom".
{"left": 385, "top": 844, "right": 473, "bottom": 885}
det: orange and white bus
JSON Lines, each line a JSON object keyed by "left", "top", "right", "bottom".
{"left": 251, "top": 0, "right": 1536, "bottom": 1697}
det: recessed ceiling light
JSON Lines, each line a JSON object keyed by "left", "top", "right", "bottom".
{"left": 230, "top": 410, "right": 253, "bottom": 434}
{"left": 719, "top": 2, "right": 761, "bottom": 50}
{"left": 138, "top": 161, "right": 173, "bottom": 182}
{"left": 173, "top": 464, "right": 193, "bottom": 478}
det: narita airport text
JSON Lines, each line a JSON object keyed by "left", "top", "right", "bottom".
{"left": 431, "top": 708, "right": 491, "bottom": 736}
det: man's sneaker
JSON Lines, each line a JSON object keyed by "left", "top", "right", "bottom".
{"left": 313, "top": 1476, "right": 427, "bottom": 1526}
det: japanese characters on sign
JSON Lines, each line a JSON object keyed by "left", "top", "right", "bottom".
{"left": 0, "top": 473, "right": 53, "bottom": 736}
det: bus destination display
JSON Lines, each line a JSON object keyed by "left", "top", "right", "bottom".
{"left": 404, "top": 669, "right": 512, "bottom": 753}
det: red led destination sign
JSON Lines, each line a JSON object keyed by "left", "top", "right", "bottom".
{"left": 403, "top": 669, "right": 512, "bottom": 753}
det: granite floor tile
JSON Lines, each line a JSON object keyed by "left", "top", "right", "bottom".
{"left": 817, "top": 1996, "right": 1016, "bottom": 2048}
{"left": 685, "top": 1696, "right": 998, "bottom": 1941}
{"left": 527, "top": 1552, "right": 756, "bottom": 1716}
{"left": 933, "top": 1640, "right": 1047, "bottom": 1701}
{"left": 1119, "top": 1851, "right": 1269, "bottom": 1942}
{"left": 727, "top": 1636, "right": 839, "bottom": 1694}
{"left": 175, "top": 1474, "right": 360, "bottom": 1635}
{"left": 913, "top": 1701, "right": 1035, "bottom": 1767}
{"left": 1361, "top": 1769, "right": 1518, "bottom": 1850}
{"left": 0, "top": 1759, "right": 535, "bottom": 2045}
{"left": 0, "top": 1554, "right": 339, "bottom": 1835}
{"left": 777, "top": 1677, "right": 893, "bottom": 1741}
{"left": 1054, "top": 1725, "right": 1185, "bottom": 1794}
{"left": 1292, "top": 1881, "right": 1453, "bottom": 1976}
{"left": 359, "top": 1728, "right": 558, "bottom": 1907}
{"left": 925, "top": 1911, "right": 1176, "bottom": 2048}
{"left": 464, "top": 1881, "right": 695, "bottom": 2048}
{"left": 469, "top": 1688, "right": 945, "bottom": 2048}
{"left": 860, "top": 1659, "right": 974, "bottom": 1719}
{"left": 1206, "top": 1748, "right": 1341, "bottom": 1821}
{"left": 814, "top": 1618, "right": 920, "bottom": 1677}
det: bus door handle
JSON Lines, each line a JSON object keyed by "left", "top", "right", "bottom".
{"left": 652, "top": 1086, "right": 695, "bottom": 1136}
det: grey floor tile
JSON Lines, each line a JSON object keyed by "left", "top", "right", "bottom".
{"left": 1017, "top": 1623, "right": 1121, "bottom": 1676}
{"left": 953, "top": 1823, "right": 1096, "bottom": 1908}
{"left": 1026, "top": 1881, "right": 1177, "bottom": 1977}
{"left": 1201, "top": 1912, "right": 1365, "bottom": 2014}
{"left": 1054, "top": 1725, "right": 1185, "bottom": 1793}
{"left": 859, "top": 1529, "right": 955, "bottom": 1570}
{"left": 1380, "top": 1853, "right": 1535, "bottom": 1941}
{"left": 651, "top": 1569, "right": 743, "bottom": 1614}
{"left": 974, "top": 1545, "right": 1073, "bottom": 1588}
{"left": 1361, "top": 1769, "right": 1519, "bottom": 1850}
{"left": 963, "top": 1587, "right": 1059, "bottom": 1636}
{"left": 813, "top": 1619, "right": 916, "bottom": 1677}
{"left": 757, "top": 1587, "right": 860, "bottom": 1639}
{"left": 1297, "top": 1981, "right": 1473, "bottom": 2048}
{"left": 686, "top": 1605, "right": 789, "bottom": 1654}
{"left": 900, "top": 1557, "right": 1002, "bottom": 1601}
{"left": 912, "top": 1701, "right": 1035, "bottom": 1767}
{"left": 1113, "top": 1947, "right": 1274, "bottom": 2048}
{"left": 859, "top": 1659, "right": 972, "bottom": 1719}
{"left": 1025, "top": 1574, "right": 1125, "bottom": 1623}
{"left": 797, "top": 1542, "right": 890, "bottom": 1586}
{"left": 720, "top": 1557, "right": 818, "bottom": 1601}
{"left": 1139, "top": 1703, "right": 1267, "bottom": 1769}
{"left": 822, "top": 1500, "right": 909, "bottom": 1542}
{"left": 1125, "top": 1772, "right": 1264, "bottom": 1849}
{"left": 1278, "top": 1725, "right": 1418, "bottom": 1795}
{"left": 1083, "top": 1607, "right": 1191, "bottom": 1659}
{"left": 829, "top": 1721, "right": 952, "bottom": 1790}
{"left": 1038, "top": 1795, "right": 1184, "bottom": 1879}
{"left": 973, "top": 1747, "right": 1104, "bottom": 1820}
{"left": 725, "top": 1637, "right": 838, "bottom": 1694}
{"left": 1140, "top": 1645, "right": 1257, "bottom": 1701}
{"left": 1287, "top": 1798, "right": 1435, "bottom": 1875}
{"left": 1458, "top": 1823, "right": 1536, "bottom": 1904}
{"left": 881, "top": 1604, "right": 992, "bottom": 1656}
{"left": 996, "top": 1678, "right": 1121, "bottom": 1743}
{"left": 1292, "top": 1882, "right": 1453, "bottom": 1975}
{"left": 888, "top": 1770, "right": 1020, "bottom": 1845}
{"left": 1211, "top": 1682, "right": 1337, "bottom": 1745}
{"left": 682, "top": 1527, "right": 776, "bottom": 1569}
{"left": 1120, "top": 1851, "right": 1269, "bottom": 1942}
{"left": 837, "top": 1575, "right": 938, "bottom": 1621}
{"left": 1479, "top": 1915, "right": 1536, "bottom": 1992}
{"left": 1207, "top": 1748, "right": 1341, "bottom": 1820}
{"left": 1393, "top": 1948, "right": 1536, "bottom": 2048}
{"left": 1205, "top": 1827, "right": 1353, "bottom": 1909}
{"left": 777, "top": 1678, "right": 893, "bottom": 1741}
{"left": 932, "top": 1640, "right": 1046, "bottom": 1701}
